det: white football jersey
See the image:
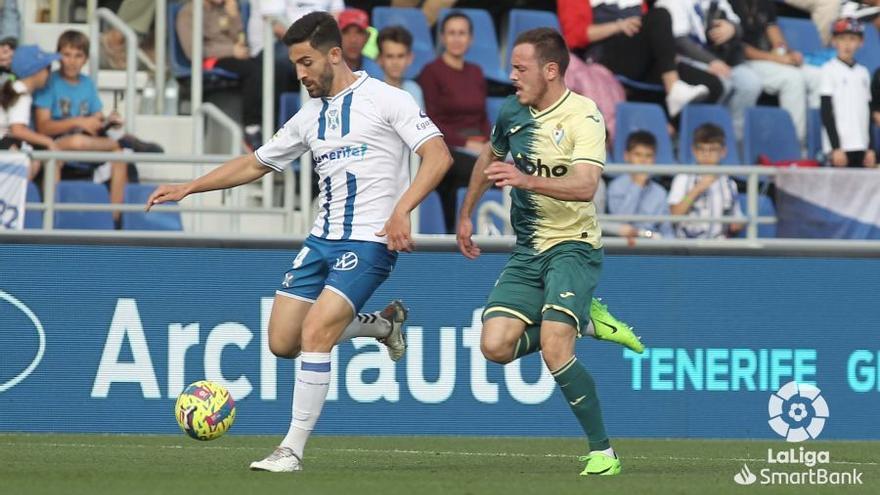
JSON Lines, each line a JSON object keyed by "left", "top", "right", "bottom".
{"left": 255, "top": 72, "right": 442, "bottom": 243}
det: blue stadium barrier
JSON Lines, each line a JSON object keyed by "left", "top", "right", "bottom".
{"left": 678, "top": 104, "right": 742, "bottom": 165}
{"left": 418, "top": 190, "right": 446, "bottom": 234}
{"left": 736, "top": 193, "right": 777, "bottom": 238}
{"left": 743, "top": 106, "right": 801, "bottom": 164}
{"left": 121, "top": 184, "right": 183, "bottom": 231}
{"left": 436, "top": 8, "right": 508, "bottom": 83}
{"left": 277, "top": 91, "right": 300, "bottom": 129}
{"left": 614, "top": 102, "right": 677, "bottom": 164}
{"left": 1, "top": 244, "right": 878, "bottom": 440}
{"left": 54, "top": 181, "right": 114, "bottom": 230}
{"left": 456, "top": 186, "right": 505, "bottom": 234}
{"left": 372, "top": 7, "right": 434, "bottom": 79}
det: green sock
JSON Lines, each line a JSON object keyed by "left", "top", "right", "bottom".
{"left": 552, "top": 356, "right": 611, "bottom": 452}
{"left": 513, "top": 325, "right": 542, "bottom": 359}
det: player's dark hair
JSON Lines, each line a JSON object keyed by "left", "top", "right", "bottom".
{"left": 441, "top": 12, "right": 472, "bottom": 34}
{"left": 692, "top": 123, "right": 726, "bottom": 147}
{"left": 282, "top": 11, "right": 342, "bottom": 51}
{"left": 513, "top": 28, "right": 570, "bottom": 76}
{"left": 377, "top": 25, "right": 413, "bottom": 53}
{"left": 57, "top": 30, "right": 89, "bottom": 55}
{"left": 626, "top": 131, "right": 657, "bottom": 152}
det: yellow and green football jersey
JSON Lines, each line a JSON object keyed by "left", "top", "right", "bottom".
{"left": 490, "top": 90, "right": 606, "bottom": 254}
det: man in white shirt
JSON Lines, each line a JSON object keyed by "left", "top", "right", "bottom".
{"left": 147, "top": 12, "right": 453, "bottom": 472}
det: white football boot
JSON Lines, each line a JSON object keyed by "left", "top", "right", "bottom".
{"left": 377, "top": 300, "right": 408, "bottom": 362}
{"left": 249, "top": 446, "right": 303, "bottom": 472}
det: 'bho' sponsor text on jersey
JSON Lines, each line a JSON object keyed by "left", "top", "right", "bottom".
{"left": 255, "top": 72, "right": 441, "bottom": 243}
{"left": 491, "top": 90, "right": 606, "bottom": 254}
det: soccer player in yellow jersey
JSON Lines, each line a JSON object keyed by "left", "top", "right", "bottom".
{"left": 456, "top": 28, "right": 635, "bottom": 476}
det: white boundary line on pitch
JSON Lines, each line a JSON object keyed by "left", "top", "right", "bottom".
{"left": 2, "top": 441, "right": 877, "bottom": 467}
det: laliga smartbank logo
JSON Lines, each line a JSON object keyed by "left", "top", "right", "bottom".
{"left": 733, "top": 381, "right": 864, "bottom": 486}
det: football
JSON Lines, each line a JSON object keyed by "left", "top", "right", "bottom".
{"left": 174, "top": 380, "right": 236, "bottom": 441}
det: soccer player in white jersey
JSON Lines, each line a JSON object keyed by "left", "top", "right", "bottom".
{"left": 147, "top": 11, "right": 452, "bottom": 472}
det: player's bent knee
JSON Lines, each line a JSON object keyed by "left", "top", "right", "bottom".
{"left": 267, "top": 335, "right": 299, "bottom": 359}
{"left": 299, "top": 323, "right": 337, "bottom": 352}
{"left": 480, "top": 336, "right": 515, "bottom": 364}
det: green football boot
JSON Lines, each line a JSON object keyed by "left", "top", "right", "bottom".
{"left": 579, "top": 452, "right": 622, "bottom": 476}
{"left": 589, "top": 298, "right": 644, "bottom": 354}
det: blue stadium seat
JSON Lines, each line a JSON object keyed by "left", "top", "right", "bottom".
{"left": 54, "top": 181, "right": 114, "bottom": 230}
{"left": 372, "top": 7, "right": 434, "bottom": 79}
{"left": 737, "top": 193, "right": 777, "bottom": 238}
{"left": 456, "top": 187, "right": 506, "bottom": 234}
{"left": 614, "top": 102, "right": 676, "bottom": 164}
{"left": 122, "top": 184, "right": 183, "bottom": 231}
{"left": 436, "top": 8, "right": 507, "bottom": 83}
{"left": 486, "top": 96, "right": 506, "bottom": 126}
{"left": 678, "top": 104, "right": 741, "bottom": 165}
{"left": 24, "top": 181, "right": 42, "bottom": 229}
{"left": 806, "top": 108, "right": 822, "bottom": 160}
{"left": 505, "top": 9, "right": 560, "bottom": 72}
{"left": 277, "top": 92, "right": 300, "bottom": 129}
{"left": 743, "top": 106, "right": 801, "bottom": 164}
{"left": 418, "top": 191, "right": 446, "bottom": 234}
{"left": 168, "top": 2, "right": 240, "bottom": 81}
{"left": 857, "top": 23, "right": 880, "bottom": 75}
{"left": 777, "top": 17, "right": 823, "bottom": 55}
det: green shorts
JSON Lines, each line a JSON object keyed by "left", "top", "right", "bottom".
{"left": 483, "top": 241, "right": 603, "bottom": 334}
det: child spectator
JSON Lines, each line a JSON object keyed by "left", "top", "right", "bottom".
{"left": 608, "top": 131, "right": 675, "bottom": 239}
{"left": 668, "top": 123, "right": 744, "bottom": 238}
{"left": 177, "top": 0, "right": 263, "bottom": 149}
{"left": 376, "top": 25, "right": 423, "bottom": 108}
{"left": 338, "top": 8, "right": 383, "bottom": 78}
{"left": 33, "top": 31, "right": 130, "bottom": 219}
{"left": 821, "top": 18, "right": 876, "bottom": 168}
{"left": 3, "top": 45, "right": 59, "bottom": 180}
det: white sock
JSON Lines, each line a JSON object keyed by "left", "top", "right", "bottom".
{"left": 591, "top": 447, "right": 616, "bottom": 458}
{"left": 584, "top": 320, "right": 596, "bottom": 337}
{"left": 337, "top": 312, "right": 390, "bottom": 342}
{"left": 280, "top": 352, "right": 331, "bottom": 459}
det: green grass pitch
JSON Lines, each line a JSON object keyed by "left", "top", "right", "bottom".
{"left": 1, "top": 434, "right": 878, "bottom": 494}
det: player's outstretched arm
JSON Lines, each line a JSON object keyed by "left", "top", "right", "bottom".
{"left": 377, "top": 136, "right": 453, "bottom": 252}
{"left": 146, "top": 154, "right": 272, "bottom": 211}
{"left": 485, "top": 160, "right": 601, "bottom": 202}
{"left": 457, "top": 145, "right": 501, "bottom": 259}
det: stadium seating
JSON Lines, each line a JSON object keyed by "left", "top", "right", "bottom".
{"left": 372, "top": 7, "right": 434, "bottom": 79}
{"left": 777, "top": 17, "right": 823, "bottom": 55}
{"left": 614, "top": 102, "right": 677, "bottom": 164}
{"left": 857, "top": 23, "right": 880, "bottom": 75}
{"left": 456, "top": 187, "right": 507, "bottom": 234}
{"left": 122, "top": 184, "right": 183, "bottom": 231}
{"left": 24, "top": 182, "right": 42, "bottom": 229}
{"left": 54, "top": 181, "right": 114, "bottom": 230}
{"left": 486, "top": 96, "right": 506, "bottom": 126}
{"left": 743, "top": 106, "right": 801, "bottom": 164}
{"left": 418, "top": 191, "right": 446, "bottom": 234}
{"left": 277, "top": 92, "right": 301, "bottom": 129}
{"left": 806, "top": 108, "right": 823, "bottom": 161}
{"left": 678, "top": 104, "right": 742, "bottom": 165}
{"left": 436, "top": 8, "right": 507, "bottom": 82}
{"left": 168, "top": 2, "right": 240, "bottom": 81}
{"left": 737, "top": 193, "right": 777, "bottom": 238}
{"left": 504, "top": 9, "right": 560, "bottom": 73}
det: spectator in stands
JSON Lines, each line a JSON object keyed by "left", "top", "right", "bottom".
{"left": 177, "top": 0, "right": 263, "bottom": 149}
{"left": 783, "top": 0, "right": 842, "bottom": 46}
{"left": 0, "top": 36, "right": 14, "bottom": 73}
{"left": 732, "top": 0, "right": 821, "bottom": 143}
{"left": 418, "top": 11, "right": 491, "bottom": 232}
{"left": 2, "top": 45, "right": 58, "bottom": 180}
{"left": 246, "top": 0, "right": 344, "bottom": 97}
{"left": 100, "top": 0, "right": 157, "bottom": 69}
{"left": 821, "top": 18, "right": 876, "bottom": 168}
{"left": 0, "top": 0, "right": 20, "bottom": 42}
{"left": 558, "top": 0, "right": 716, "bottom": 117}
{"left": 668, "top": 123, "right": 744, "bottom": 238}
{"left": 377, "top": 25, "right": 424, "bottom": 108}
{"left": 608, "top": 131, "right": 675, "bottom": 239}
{"left": 657, "top": 0, "right": 762, "bottom": 139}
{"left": 32, "top": 32, "right": 130, "bottom": 219}
{"left": 338, "top": 8, "right": 384, "bottom": 77}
